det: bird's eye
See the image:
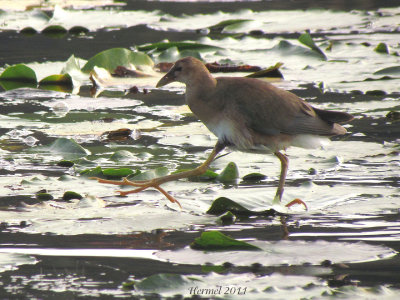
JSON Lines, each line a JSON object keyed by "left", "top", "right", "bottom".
{"left": 175, "top": 66, "right": 182, "bottom": 72}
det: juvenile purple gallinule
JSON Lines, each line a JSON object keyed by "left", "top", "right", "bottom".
{"left": 92, "top": 57, "right": 353, "bottom": 208}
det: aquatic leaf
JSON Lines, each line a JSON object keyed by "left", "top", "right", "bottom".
{"left": 0, "top": 64, "right": 37, "bottom": 90}
{"left": 246, "top": 62, "right": 284, "bottom": 78}
{"left": 69, "top": 26, "right": 89, "bottom": 35}
{"left": 102, "top": 168, "right": 134, "bottom": 178}
{"left": 80, "top": 166, "right": 103, "bottom": 178}
{"left": 242, "top": 172, "right": 267, "bottom": 181}
{"left": 208, "top": 19, "right": 252, "bottom": 33}
{"left": 173, "top": 168, "right": 218, "bottom": 182}
{"left": 374, "top": 42, "right": 389, "bottom": 54}
{"left": 62, "top": 191, "right": 83, "bottom": 201}
{"left": 20, "top": 27, "right": 38, "bottom": 36}
{"left": 207, "top": 197, "right": 253, "bottom": 216}
{"left": 298, "top": 31, "right": 327, "bottom": 60}
{"left": 217, "top": 211, "right": 236, "bottom": 225}
{"left": 57, "top": 160, "right": 74, "bottom": 168}
{"left": 48, "top": 138, "right": 90, "bottom": 155}
{"left": 373, "top": 66, "right": 400, "bottom": 75}
{"left": 81, "top": 48, "right": 154, "bottom": 73}
{"left": 137, "top": 41, "right": 221, "bottom": 52}
{"left": 39, "top": 74, "right": 73, "bottom": 86}
{"left": 129, "top": 167, "right": 169, "bottom": 181}
{"left": 217, "top": 162, "right": 239, "bottom": 182}
{"left": 190, "top": 231, "right": 261, "bottom": 251}
{"left": 133, "top": 273, "right": 196, "bottom": 292}
{"left": 36, "top": 193, "right": 54, "bottom": 201}
{"left": 109, "top": 150, "right": 136, "bottom": 161}
{"left": 42, "top": 25, "right": 68, "bottom": 38}
{"left": 38, "top": 74, "right": 73, "bottom": 92}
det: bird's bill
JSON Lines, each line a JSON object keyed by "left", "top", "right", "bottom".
{"left": 156, "top": 69, "right": 175, "bottom": 87}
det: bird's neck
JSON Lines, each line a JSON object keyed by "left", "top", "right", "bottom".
{"left": 185, "top": 70, "right": 217, "bottom": 101}
{"left": 184, "top": 71, "right": 218, "bottom": 123}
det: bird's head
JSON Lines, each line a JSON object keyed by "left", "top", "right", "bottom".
{"left": 156, "top": 57, "right": 209, "bottom": 88}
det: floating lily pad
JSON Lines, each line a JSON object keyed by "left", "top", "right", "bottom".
{"left": 0, "top": 64, "right": 37, "bottom": 90}
{"left": 109, "top": 150, "right": 136, "bottom": 161}
{"left": 137, "top": 41, "right": 222, "bottom": 52}
{"left": 130, "top": 273, "right": 198, "bottom": 292}
{"left": 217, "top": 162, "right": 239, "bottom": 183}
{"left": 102, "top": 168, "right": 134, "bottom": 178}
{"left": 246, "top": 62, "right": 283, "bottom": 78}
{"left": 298, "top": 31, "right": 327, "bottom": 60}
{"left": 242, "top": 172, "right": 267, "bottom": 181}
{"left": 128, "top": 167, "right": 168, "bottom": 181}
{"left": 62, "top": 191, "right": 83, "bottom": 201}
{"left": 190, "top": 231, "right": 261, "bottom": 251}
{"left": 42, "top": 25, "right": 68, "bottom": 38}
{"left": 374, "top": 42, "right": 389, "bottom": 54}
{"left": 81, "top": 48, "right": 154, "bottom": 73}
{"left": 208, "top": 19, "right": 252, "bottom": 33}
{"left": 48, "top": 138, "right": 90, "bottom": 156}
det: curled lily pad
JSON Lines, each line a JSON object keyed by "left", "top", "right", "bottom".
{"left": 81, "top": 48, "right": 154, "bottom": 73}
{"left": 0, "top": 64, "right": 37, "bottom": 90}
{"left": 242, "top": 172, "right": 267, "bottom": 181}
{"left": 217, "top": 162, "right": 239, "bottom": 183}
{"left": 39, "top": 74, "right": 73, "bottom": 92}
{"left": 374, "top": 42, "right": 389, "bottom": 54}
{"left": 207, "top": 197, "right": 276, "bottom": 217}
{"left": 102, "top": 168, "right": 134, "bottom": 178}
{"left": 246, "top": 62, "right": 284, "bottom": 78}
{"left": 208, "top": 19, "right": 252, "bottom": 33}
{"left": 48, "top": 138, "right": 90, "bottom": 156}
{"left": 137, "top": 41, "right": 221, "bottom": 52}
{"left": 173, "top": 168, "right": 218, "bottom": 182}
{"left": 42, "top": 25, "right": 68, "bottom": 38}
{"left": 298, "top": 31, "right": 327, "bottom": 60}
{"left": 62, "top": 191, "right": 83, "bottom": 201}
{"left": 128, "top": 167, "right": 168, "bottom": 181}
{"left": 190, "top": 231, "right": 261, "bottom": 251}
{"left": 130, "top": 273, "right": 197, "bottom": 292}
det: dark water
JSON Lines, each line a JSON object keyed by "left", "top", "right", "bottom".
{"left": 0, "top": 0, "right": 399, "bottom": 299}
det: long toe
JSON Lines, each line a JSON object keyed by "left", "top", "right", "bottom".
{"left": 285, "top": 198, "right": 308, "bottom": 210}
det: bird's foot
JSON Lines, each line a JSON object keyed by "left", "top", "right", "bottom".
{"left": 89, "top": 177, "right": 182, "bottom": 208}
{"left": 285, "top": 198, "right": 308, "bottom": 210}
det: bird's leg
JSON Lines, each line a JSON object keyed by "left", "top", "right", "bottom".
{"left": 272, "top": 151, "right": 307, "bottom": 210}
{"left": 90, "top": 142, "right": 226, "bottom": 207}
{"left": 273, "top": 151, "right": 288, "bottom": 204}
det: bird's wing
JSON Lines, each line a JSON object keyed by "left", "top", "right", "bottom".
{"left": 216, "top": 77, "right": 337, "bottom": 136}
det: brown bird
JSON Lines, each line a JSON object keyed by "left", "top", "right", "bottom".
{"left": 92, "top": 57, "right": 353, "bottom": 208}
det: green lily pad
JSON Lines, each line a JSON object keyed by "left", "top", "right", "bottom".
{"left": 0, "top": 64, "right": 37, "bottom": 90}
{"left": 173, "top": 168, "right": 218, "bottom": 182}
{"left": 57, "top": 160, "right": 74, "bottom": 168}
{"left": 374, "top": 42, "right": 389, "bottom": 54}
{"left": 129, "top": 167, "right": 168, "bottom": 181}
{"left": 208, "top": 19, "right": 252, "bottom": 33}
{"left": 62, "top": 191, "right": 83, "bottom": 201}
{"left": 39, "top": 74, "right": 73, "bottom": 92}
{"left": 298, "top": 31, "right": 327, "bottom": 60}
{"left": 373, "top": 66, "right": 400, "bottom": 75}
{"left": 137, "top": 41, "right": 221, "bottom": 52}
{"left": 80, "top": 166, "right": 103, "bottom": 178}
{"left": 36, "top": 193, "right": 54, "bottom": 201}
{"left": 217, "top": 211, "right": 236, "bottom": 225}
{"left": 48, "top": 138, "right": 90, "bottom": 156}
{"left": 207, "top": 197, "right": 253, "bottom": 216}
{"left": 102, "top": 168, "right": 134, "bottom": 178}
{"left": 130, "top": 273, "right": 197, "bottom": 292}
{"left": 190, "top": 231, "right": 261, "bottom": 251}
{"left": 109, "top": 150, "right": 136, "bottom": 161}
{"left": 81, "top": 48, "right": 154, "bottom": 73}
{"left": 217, "top": 162, "right": 239, "bottom": 183}
{"left": 42, "top": 25, "right": 68, "bottom": 38}
{"left": 207, "top": 197, "right": 277, "bottom": 217}
{"left": 246, "top": 62, "right": 284, "bottom": 78}
{"left": 242, "top": 172, "right": 267, "bottom": 181}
